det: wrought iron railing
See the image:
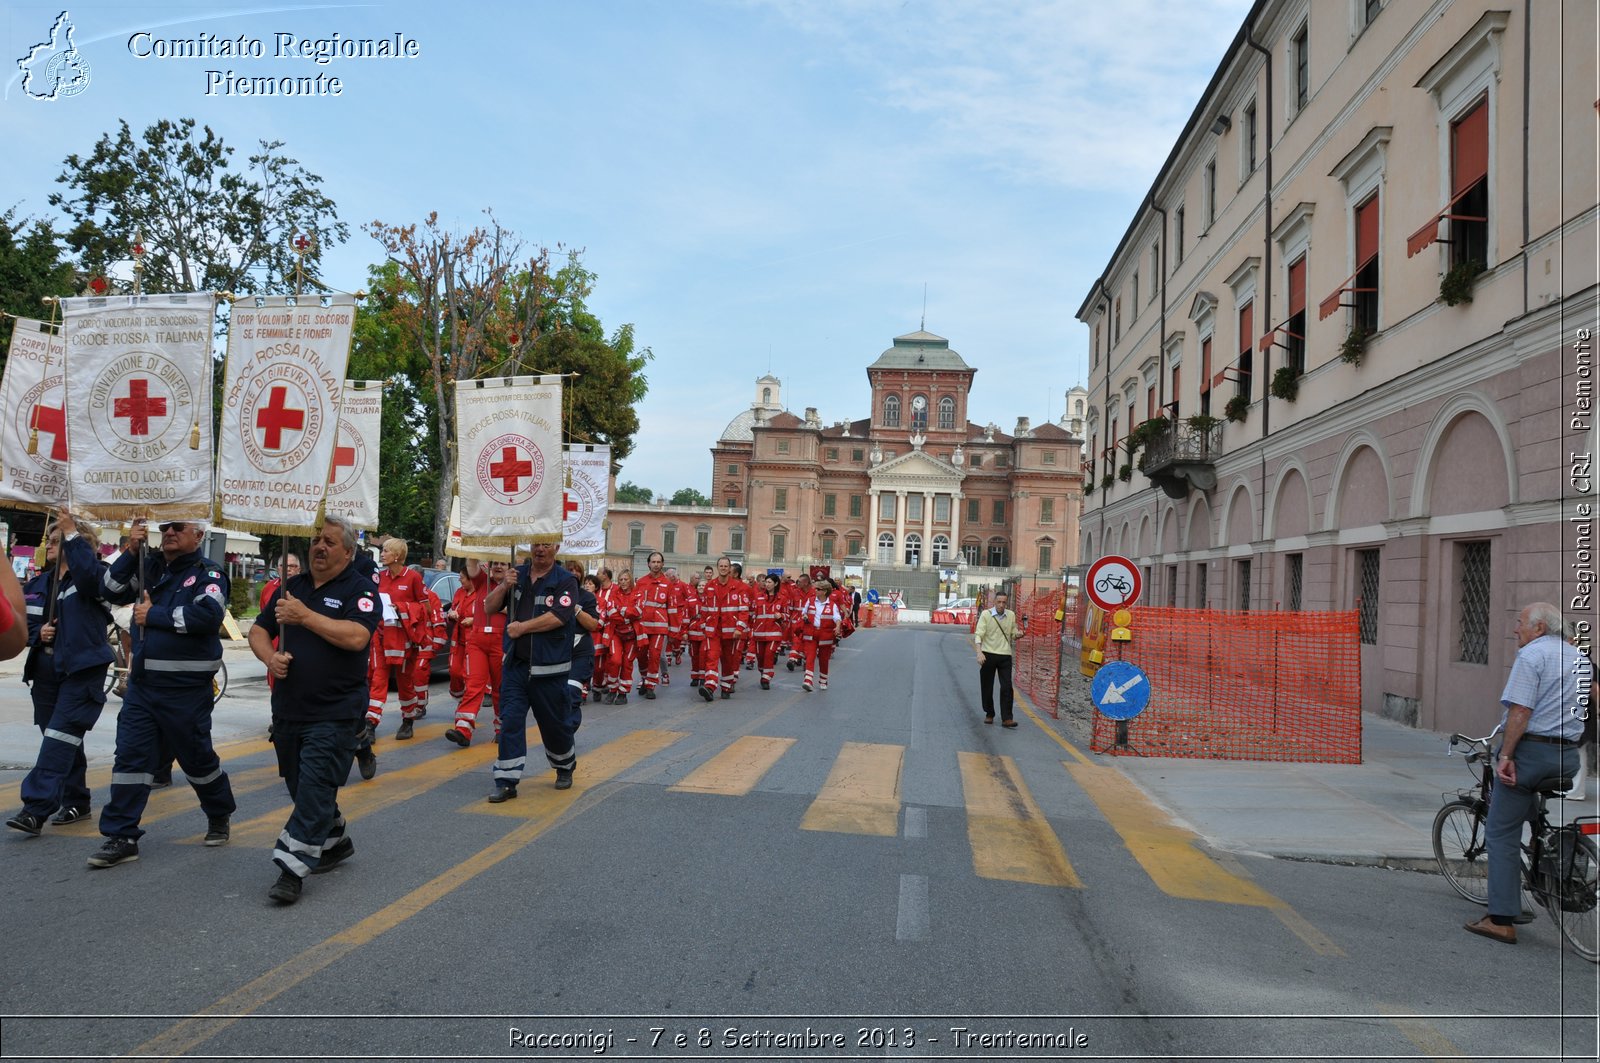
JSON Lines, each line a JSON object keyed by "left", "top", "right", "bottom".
{"left": 1142, "top": 421, "right": 1224, "bottom": 474}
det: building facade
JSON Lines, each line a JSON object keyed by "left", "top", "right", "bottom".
{"left": 607, "top": 332, "right": 1089, "bottom": 604}
{"left": 1078, "top": 0, "right": 1598, "bottom": 734}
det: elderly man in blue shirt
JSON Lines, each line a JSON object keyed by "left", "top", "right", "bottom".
{"left": 1465, "top": 601, "right": 1589, "bottom": 945}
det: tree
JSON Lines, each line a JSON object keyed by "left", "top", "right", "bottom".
{"left": 0, "top": 209, "right": 76, "bottom": 376}
{"left": 670, "top": 488, "right": 710, "bottom": 507}
{"left": 51, "top": 118, "right": 347, "bottom": 294}
{"left": 366, "top": 212, "right": 650, "bottom": 552}
{"left": 616, "top": 481, "right": 654, "bottom": 504}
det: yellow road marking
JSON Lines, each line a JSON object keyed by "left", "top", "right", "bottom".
{"left": 183, "top": 723, "right": 492, "bottom": 845}
{"left": 958, "top": 751, "right": 1081, "bottom": 887}
{"left": 81, "top": 732, "right": 275, "bottom": 792}
{"left": 1065, "top": 760, "right": 1278, "bottom": 907}
{"left": 669, "top": 735, "right": 796, "bottom": 796}
{"left": 471, "top": 729, "right": 686, "bottom": 817}
{"left": 1377, "top": 1003, "right": 1466, "bottom": 1060}
{"left": 131, "top": 729, "right": 683, "bottom": 1062}
{"left": 800, "top": 741, "right": 903, "bottom": 836}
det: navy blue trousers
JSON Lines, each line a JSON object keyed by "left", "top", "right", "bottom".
{"left": 271, "top": 717, "right": 361, "bottom": 878}
{"left": 495, "top": 662, "right": 576, "bottom": 789}
{"left": 98, "top": 680, "right": 236, "bottom": 840}
{"left": 567, "top": 652, "right": 594, "bottom": 732}
{"left": 21, "top": 667, "right": 107, "bottom": 816}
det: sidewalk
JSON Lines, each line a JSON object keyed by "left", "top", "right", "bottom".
{"left": 1040, "top": 671, "right": 1598, "bottom": 870}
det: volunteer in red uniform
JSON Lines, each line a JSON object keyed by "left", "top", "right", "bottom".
{"left": 589, "top": 567, "right": 611, "bottom": 692}
{"left": 599, "top": 569, "right": 639, "bottom": 703}
{"left": 749, "top": 574, "right": 787, "bottom": 690}
{"left": 784, "top": 573, "right": 811, "bottom": 672}
{"left": 446, "top": 558, "right": 508, "bottom": 745}
{"left": 797, "top": 577, "right": 851, "bottom": 692}
{"left": 633, "top": 552, "right": 673, "bottom": 700}
{"left": 409, "top": 581, "right": 445, "bottom": 721}
{"left": 697, "top": 556, "right": 751, "bottom": 701}
{"left": 666, "top": 568, "right": 688, "bottom": 667}
{"left": 367, "top": 538, "right": 428, "bottom": 740}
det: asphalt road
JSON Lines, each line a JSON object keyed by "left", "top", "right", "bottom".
{"left": 0, "top": 626, "right": 1594, "bottom": 1062}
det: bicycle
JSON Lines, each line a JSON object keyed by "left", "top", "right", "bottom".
{"left": 1432, "top": 727, "right": 1599, "bottom": 961}
{"left": 104, "top": 619, "right": 228, "bottom": 706}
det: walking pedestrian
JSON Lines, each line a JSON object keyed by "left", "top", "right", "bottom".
{"left": 974, "top": 590, "right": 1025, "bottom": 727}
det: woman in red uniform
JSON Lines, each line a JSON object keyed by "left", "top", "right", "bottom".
{"left": 599, "top": 568, "right": 639, "bottom": 704}
{"left": 749, "top": 574, "right": 787, "bottom": 690}
{"left": 367, "top": 538, "right": 428, "bottom": 739}
{"left": 797, "top": 577, "right": 851, "bottom": 692}
{"left": 447, "top": 558, "right": 506, "bottom": 746}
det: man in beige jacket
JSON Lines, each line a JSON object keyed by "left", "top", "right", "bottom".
{"left": 974, "top": 590, "right": 1024, "bottom": 727}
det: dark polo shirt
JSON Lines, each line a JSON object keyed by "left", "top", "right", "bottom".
{"left": 256, "top": 563, "right": 380, "bottom": 722}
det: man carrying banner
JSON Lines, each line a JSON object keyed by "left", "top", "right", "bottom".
{"left": 250, "top": 515, "right": 378, "bottom": 904}
{"left": 89, "top": 518, "right": 236, "bottom": 868}
{"left": 483, "top": 541, "right": 579, "bottom": 799}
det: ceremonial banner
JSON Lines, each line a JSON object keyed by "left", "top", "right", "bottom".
{"left": 560, "top": 443, "right": 610, "bottom": 557}
{"left": 445, "top": 495, "right": 520, "bottom": 561}
{"left": 0, "top": 318, "right": 69, "bottom": 510}
{"left": 453, "top": 375, "right": 563, "bottom": 547}
{"left": 325, "top": 380, "right": 383, "bottom": 530}
{"left": 217, "top": 294, "right": 357, "bottom": 533}
{"left": 61, "top": 294, "right": 217, "bottom": 522}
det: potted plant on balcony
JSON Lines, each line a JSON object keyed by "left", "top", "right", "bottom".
{"left": 1083, "top": 479, "right": 1095, "bottom": 496}
{"left": 1100, "top": 472, "right": 1114, "bottom": 491}
{"left": 1186, "top": 413, "right": 1222, "bottom": 433}
{"left": 1224, "top": 394, "right": 1250, "bottom": 423}
{"left": 1118, "top": 463, "right": 1132, "bottom": 482}
{"left": 1340, "top": 324, "right": 1371, "bottom": 366}
{"left": 1270, "top": 365, "right": 1300, "bottom": 402}
{"left": 1440, "top": 259, "right": 1486, "bottom": 306}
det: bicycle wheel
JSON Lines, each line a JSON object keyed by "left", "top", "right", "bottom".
{"left": 1433, "top": 799, "right": 1490, "bottom": 905}
{"left": 1543, "top": 831, "right": 1599, "bottom": 963}
{"left": 212, "top": 660, "right": 228, "bottom": 704}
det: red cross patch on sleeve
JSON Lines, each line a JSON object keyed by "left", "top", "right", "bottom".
{"left": 559, "top": 594, "right": 572, "bottom": 607}
{"left": 358, "top": 596, "right": 374, "bottom": 613}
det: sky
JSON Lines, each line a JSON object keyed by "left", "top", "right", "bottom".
{"left": 1, "top": 0, "right": 1249, "bottom": 497}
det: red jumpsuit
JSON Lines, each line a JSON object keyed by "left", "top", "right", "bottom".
{"left": 667, "top": 578, "right": 689, "bottom": 665}
{"left": 749, "top": 589, "right": 786, "bottom": 687}
{"left": 633, "top": 572, "right": 673, "bottom": 693}
{"left": 450, "top": 568, "right": 504, "bottom": 743}
{"left": 783, "top": 582, "right": 809, "bottom": 669}
{"left": 797, "top": 595, "right": 849, "bottom": 691}
{"left": 600, "top": 582, "right": 639, "bottom": 698}
{"left": 410, "top": 585, "right": 446, "bottom": 717}
{"left": 698, "top": 577, "right": 751, "bottom": 697}
{"left": 367, "top": 564, "right": 428, "bottom": 728}
{"left": 681, "top": 585, "right": 706, "bottom": 681}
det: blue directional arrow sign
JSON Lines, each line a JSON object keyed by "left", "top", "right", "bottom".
{"left": 866, "top": 589, "right": 880, "bottom": 604}
{"left": 1090, "top": 661, "right": 1151, "bottom": 721}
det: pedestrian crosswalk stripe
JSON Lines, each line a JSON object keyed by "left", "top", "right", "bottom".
{"left": 800, "top": 741, "right": 903, "bottom": 836}
{"left": 669, "top": 735, "right": 796, "bottom": 796}
{"left": 957, "top": 752, "right": 1081, "bottom": 888}
{"left": 1064, "top": 760, "right": 1277, "bottom": 907}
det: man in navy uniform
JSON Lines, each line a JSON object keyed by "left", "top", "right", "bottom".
{"left": 484, "top": 541, "right": 578, "bottom": 800}
{"left": 249, "top": 515, "right": 379, "bottom": 905}
{"left": 6, "top": 511, "right": 113, "bottom": 835}
{"left": 89, "top": 518, "right": 236, "bottom": 868}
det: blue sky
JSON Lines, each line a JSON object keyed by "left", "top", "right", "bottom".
{"left": 2, "top": 0, "right": 1248, "bottom": 497}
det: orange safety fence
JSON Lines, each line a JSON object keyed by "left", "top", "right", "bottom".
{"left": 1012, "top": 587, "right": 1065, "bottom": 718}
{"left": 860, "top": 603, "right": 898, "bottom": 628}
{"left": 1085, "top": 606, "right": 1362, "bottom": 763}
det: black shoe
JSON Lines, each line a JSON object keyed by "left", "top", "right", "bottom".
{"left": 268, "top": 869, "right": 303, "bottom": 904}
{"left": 614, "top": 694, "right": 628, "bottom": 705}
{"left": 487, "top": 785, "right": 518, "bottom": 803}
{"left": 642, "top": 687, "right": 656, "bottom": 700}
{"left": 691, "top": 677, "right": 701, "bottom": 687}
{"left": 744, "top": 660, "right": 754, "bottom": 670}
{"left": 760, "top": 679, "right": 770, "bottom": 690}
{"left": 414, "top": 706, "right": 426, "bottom": 719}
{"left": 395, "top": 719, "right": 415, "bottom": 741}
{"left": 50, "top": 806, "right": 90, "bottom": 826}
{"left": 720, "top": 690, "right": 731, "bottom": 700}
{"left": 786, "top": 659, "right": 796, "bottom": 672}
{"left": 698, "top": 685, "right": 715, "bottom": 703}
{"left": 312, "top": 836, "right": 354, "bottom": 875}
{"left": 204, "top": 815, "right": 230, "bottom": 846}
{"left": 149, "top": 773, "right": 172, "bottom": 790}
{"left": 600, "top": 691, "right": 614, "bottom": 704}
{"left": 357, "top": 744, "right": 378, "bottom": 781}
{"left": 445, "top": 727, "right": 470, "bottom": 747}
{"left": 87, "top": 836, "right": 139, "bottom": 868}
{"left": 554, "top": 768, "right": 573, "bottom": 790}
{"left": 6, "top": 811, "right": 43, "bottom": 837}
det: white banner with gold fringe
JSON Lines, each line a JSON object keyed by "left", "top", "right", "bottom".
{"left": 0, "top": 318, "right": 69, "bottom": 510}
{"left": 560, "top": 443, "right": 610, "bottom": 557}
{"left": 325, "top": 379, "right": 382, "bottom": 530}
{"left": 216, "top": 294, "right": 357, "bottom": 534}
{"left": 452, "top": 375, "right": 563, "bottom": 547}
{"left": 61, "top": 294, "right": 217, "bottom": 522}
{"left": 445, "top": 495, "right": 523, "bottom": 561}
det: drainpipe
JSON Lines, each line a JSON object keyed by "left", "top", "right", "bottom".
{"left": 1154, "top": 204, "right": 1169, "bottom": 415}
{"left": 1522, "top": 0, "right": 1531, "bottom": 316}
{"left": 1245, "top": 19, "right": 1272, "bottom": 440}
{"left": 1094, "top": 279, "right": 1112, "bottom": 550}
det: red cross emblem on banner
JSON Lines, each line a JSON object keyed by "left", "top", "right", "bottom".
{"left": 30, "top": 402, "right": 67, "bottom": 461}
{"left": 329, "top": 442, "right": 357, "bottom": 483}
{"left": 564, "top": 491, "right": 580, "bottom": 519}
{"left": 112, "top": 378, "right": 168, "bottom": 436}
{"left": 489, "top": 446, "right": 534, "bottom": 493}
{"left": 255, "top": 385, "right": 306, "bottom": 450}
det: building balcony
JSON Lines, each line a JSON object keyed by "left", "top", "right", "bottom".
{"left": 1139, "top": 419, "right": 1223, "bottom": 499}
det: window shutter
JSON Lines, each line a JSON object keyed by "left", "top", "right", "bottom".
{"left": 1288, "top": 256, "right": 1307, "bottom": 317}
{"left": 1355, "top": 194, "right": 1380, "bottom": 268}
{"left": 1451, "top": 99, "right": 1488, "bottom": 197}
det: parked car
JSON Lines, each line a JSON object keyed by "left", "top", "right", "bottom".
{"left": 420, "top": 568, "right": 462, "bottom": 680}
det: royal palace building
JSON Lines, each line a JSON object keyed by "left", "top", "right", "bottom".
{"left": 609, "top": 330, "right": 1088, "bottom": 607}
{"left": 1078, "top": 0, "right": 1598, "bottom": 733}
